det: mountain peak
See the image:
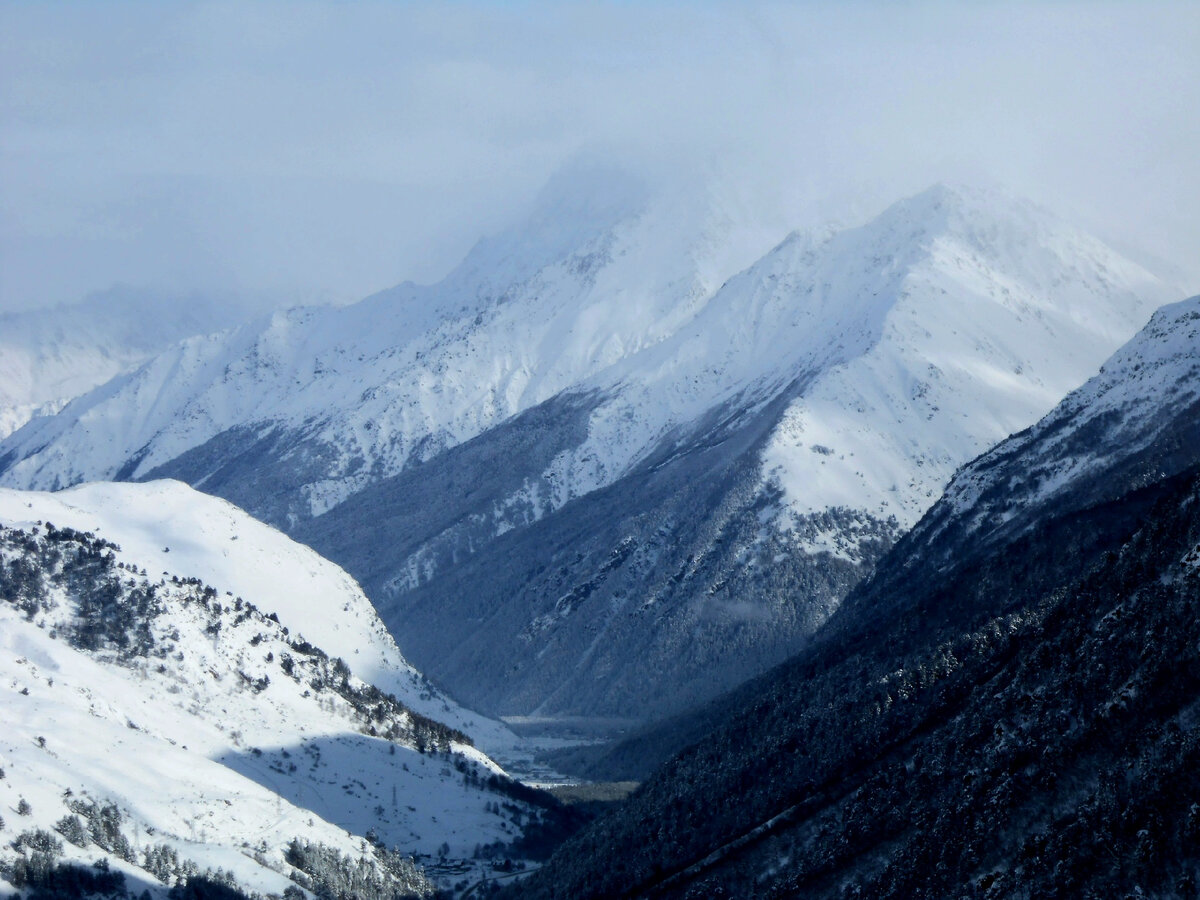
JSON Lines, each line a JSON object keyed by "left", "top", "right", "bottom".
{"left": 867, "top": 181, "right": 1057, "bottom": 248}
{"left": 448, "top": 163, "right": 650, "bottom": 300}
{"left": 527, "top": 161, "right": 649, "bottom": 235}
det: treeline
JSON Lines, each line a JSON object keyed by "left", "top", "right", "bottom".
{"left": 285, "top": 838, "right": 432, "bottom": 899}
{"left": 282, "top": 638, "right": 469, "bottom": 753}
{"left": 2, "top": 822, "right": 252, "bottom": 900}
{"left": 3, "top": 796, "right": 437, "bottom": 900}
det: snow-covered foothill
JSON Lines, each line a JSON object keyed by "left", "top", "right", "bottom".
{"left": 0, "top": 479, "right": 518, "bottom": 758}
{"left": 0, "top": 480, "right": 516, "bottom": 763}
{"left": 0, "top": 481, "right": 547, "bottom": 897}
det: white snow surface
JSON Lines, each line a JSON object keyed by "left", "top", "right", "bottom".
{"left": 0, "top": 479, "right": 518, "bottom": 760}
{"left": 759, "top": 184, "right": 1173, "bottom": 536}
{"left": 0, "top": 481, "right": 539, "bottom": 896}
{"left": 0, "top": 182, "right": 1177, "bottom": 560}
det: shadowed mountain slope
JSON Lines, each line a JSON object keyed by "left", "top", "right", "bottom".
{"left": 513, "top": 297, "right": 1200, "bottom": 898}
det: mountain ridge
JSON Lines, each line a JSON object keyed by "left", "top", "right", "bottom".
{"left": 0, "top": 177, "right": 1178, "bottom": 721}
{"left": 0, "top": 287, "right": 284, "bottom": 441}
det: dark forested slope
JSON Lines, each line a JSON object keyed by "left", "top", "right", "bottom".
{"left": 513, "top": 298, "right": 1200, "bottom": 898}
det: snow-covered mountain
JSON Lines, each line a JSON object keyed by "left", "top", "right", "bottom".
{"left": 0, "top": 287, "right": 282, "bottom": 440}
{"left": 0, "top": 480, "right": 554, "bottom": 898}
{"left": 0, "top": 169, "right": 774, "bottom": 507}
{"left": 0, "top": 175, "right": 1179, "bottom": 721}
{"left": 549, "top": 294, "right": 1200, "bottom": 783}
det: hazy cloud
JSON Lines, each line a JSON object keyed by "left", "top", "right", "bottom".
{"left": 2, "top": 0, "right": 1198, "bottom": 312}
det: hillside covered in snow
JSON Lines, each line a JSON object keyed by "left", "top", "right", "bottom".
{"left": 0, "top": 288, "right": 283, "bottom": 441}
{"left": 0, "top": 481, "right": 563, "bottom": 898}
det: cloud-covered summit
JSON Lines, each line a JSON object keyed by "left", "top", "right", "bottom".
{"left": 2, "top": 1, "right": 1197, "bottom": 313}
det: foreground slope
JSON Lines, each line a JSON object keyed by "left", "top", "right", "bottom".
{"left": 516, "top": 297, "right": 1200, "bottom": 898}
{"left": 0, "top": 481, "right": 555, "bottom": 898}
{"left": 0, "top": 179, "right": 1175, "bottom": 721}
{"left": 0, "top": 479, "right": 517, "bottom": 756}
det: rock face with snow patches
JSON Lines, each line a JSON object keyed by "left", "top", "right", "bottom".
{"left": 0, "top": 177, "right": 1176, "bottom": 721}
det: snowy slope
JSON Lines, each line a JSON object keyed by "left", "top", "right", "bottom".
{"left": 0, "top": 479, "right": 517, "bottom": 757}
{"left": 513, "top": 182, "right": 1170, "bottom": 548}
{"left": 0, "top": 482, "right": 550, "bottom": 897}
{"left": 0, "top": 184, "right": 1174, "bottom": 540}
{"left": 0, "top": 171, "right": 776, "bottom": 512}
{"left": 0, "top": 287, "right": 281, "bottom": 441}
{"left": 2, "top": 612, "right": 429, "bottom": 899}
{"left": 757, "top": 184, "right": 1171, "bottom": 550}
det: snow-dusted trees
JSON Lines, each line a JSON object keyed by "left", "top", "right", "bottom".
{"left": 285, "top": 838, "right": 433, "bottom": 899}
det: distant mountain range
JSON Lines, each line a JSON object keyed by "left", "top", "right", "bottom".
{"left": 514, "top": 296, "right": 1200, "bottom": 899}
{"left": 0, "top": 170, "right": 1196, "bottom": 899}
{"left": 0, "top": 287, "right": 283, "bottom": 440}
{"left": 0, "top": 174, "right": 1179, "bottom": 724}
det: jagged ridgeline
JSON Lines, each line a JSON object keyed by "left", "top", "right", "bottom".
{"left": 511, "top": 299, "right": 1200, "bottom": 898}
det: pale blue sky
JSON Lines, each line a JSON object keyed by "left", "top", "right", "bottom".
{"left": 2, "top": 1, "right": 1198, "bottom": 312}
